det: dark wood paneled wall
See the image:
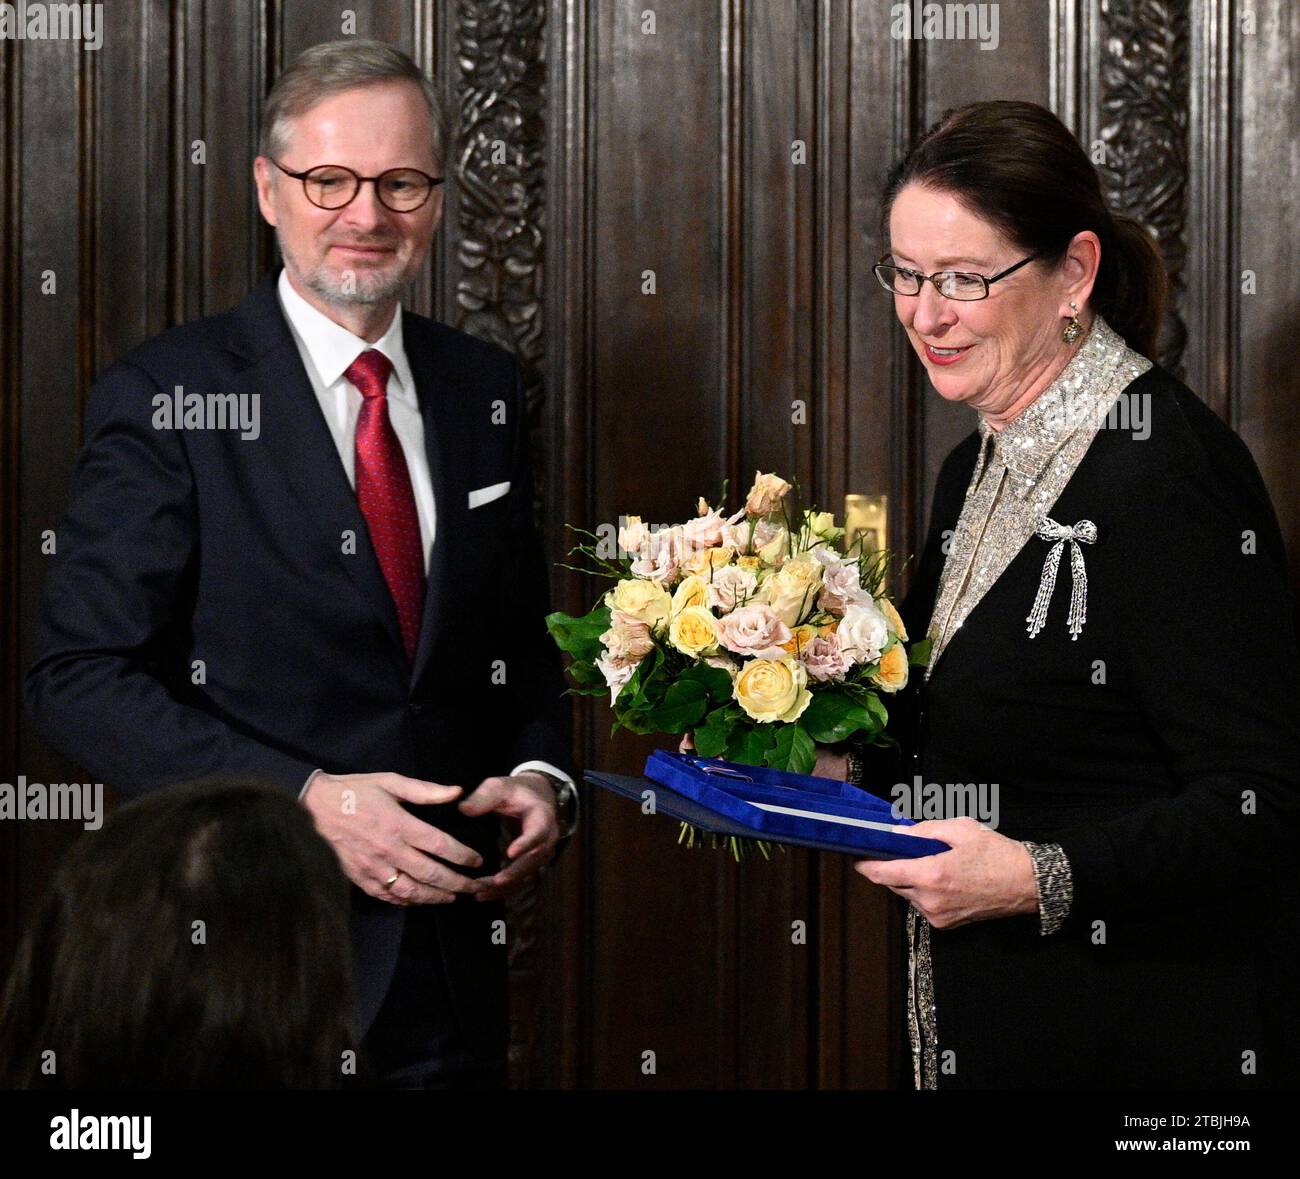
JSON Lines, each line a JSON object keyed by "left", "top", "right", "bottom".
{"left": 3, "top": 0, "right": 1296, "bottom": 1089}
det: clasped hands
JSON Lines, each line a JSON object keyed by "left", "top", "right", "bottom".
{"left": 302, "top": 770, "right": 561, "bottom": 906}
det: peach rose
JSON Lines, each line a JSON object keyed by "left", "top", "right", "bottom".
{"left": 745, "top": 471, "right": 793, "bottom": 518}
{"left": 780, "top": 623, "right": 821, "bottom": 658}
{"left": 600, "top": 610, "right": 654, "bottom": 661}
{"left": 872, "top": 642, "right": 909, "bottom": 693}
{"left": 876, "top": 595, "right": 909, "bottom": 642}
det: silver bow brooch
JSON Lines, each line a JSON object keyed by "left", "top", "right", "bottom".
{"left": 1026, "top": 517, "right": 1097, "bottom": 640}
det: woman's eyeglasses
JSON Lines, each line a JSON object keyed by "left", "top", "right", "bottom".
{"left": 873, "top": 253, "right": 1040, "bottom": 301}
{"left": 269, "top": 158, "right": 444, "bottom": 213}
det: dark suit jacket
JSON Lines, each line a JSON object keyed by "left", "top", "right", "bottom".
{"left": 26, "top": 269, "right": 574, "bottom": 1059}
{"left": 895, "top": 364, "right": 1299, "bottom": 1088}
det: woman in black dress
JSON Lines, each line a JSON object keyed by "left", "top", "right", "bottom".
{"left": 849, "top": 101, "right": 1298, "bottom": 1089}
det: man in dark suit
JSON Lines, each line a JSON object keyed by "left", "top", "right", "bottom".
{"left": 25, "top": 39, "right": 576, "bottom": 1089}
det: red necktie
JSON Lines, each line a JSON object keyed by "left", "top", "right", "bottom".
{"left": 345, "top": 349, "right": 426, "bottom": 665}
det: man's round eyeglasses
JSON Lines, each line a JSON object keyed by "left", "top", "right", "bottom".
{"left": 269, "top": 158, "right": 444, "bottom": 212}
{"left": 873, "top": 253, "right": 1040, "bottom": 301}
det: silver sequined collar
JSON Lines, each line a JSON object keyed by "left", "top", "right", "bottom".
{"left": 976, "top": 317, "right": 1133, "bottom": 498}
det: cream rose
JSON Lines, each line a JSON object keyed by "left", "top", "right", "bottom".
{"left": 766, "top": 556, "right": 824, "bottom": 628}
{"left": 669, "top": 605, "right": 721, "bottom": 658}
{"left": 755, "top": 524, "right": 790, "bottom": 567}
{"left": 605, "top": 578, "right": 671, "bottom": 629}
{"left": 733, "top": 657, "right": 812, "bottom": 723}
{"left": 804, "top": 510, "right": 841, "bottom": 541}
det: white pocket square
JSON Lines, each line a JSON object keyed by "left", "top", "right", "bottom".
{"left": 468, "top": 480, "right": 510, "bottom": 509}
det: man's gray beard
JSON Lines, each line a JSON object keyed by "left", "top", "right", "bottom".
{"left": 278, "top": 233, "right": 412, "bottom": 307}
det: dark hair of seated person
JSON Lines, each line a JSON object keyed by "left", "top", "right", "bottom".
{"left": 0, "top": 778, "right": 355, "bottom": 1089}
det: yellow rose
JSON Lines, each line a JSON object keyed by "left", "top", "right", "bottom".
{"left": 737, "top": 555, "right": 763, "bottom": 572}
{"left": 872, "top": 642, "right": 909, "bottom": 693}
{"left": 672, "top": 574, "right": 710, "bottom": 612}
{"left": 605, "top": 578, "right": 671, "bottom": 629}
{"left": 734, "top": 657, "right": 812, "bottom": 723}
{"left": 780, "top": 624, "right": 820, "bottom": 657}
{"left": 682, "top": 546, "right": 735, "bottom": 577}
{"left": 669, "top": 605, "right": 720, "bottom": 657}
{"left": 876, "top": 596, "right": 908, "bottom": 642}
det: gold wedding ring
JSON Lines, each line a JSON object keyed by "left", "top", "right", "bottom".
{"left": 384, "top": 870, "right": 402, "bottom": 888}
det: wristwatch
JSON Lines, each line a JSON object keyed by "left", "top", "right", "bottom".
{"left": 845, "top": 745, "right": 866, "bottom": 788}
{"left": 532, "top": 770, "right": 579, "bottom": 841}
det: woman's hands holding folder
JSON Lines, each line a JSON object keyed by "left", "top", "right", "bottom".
{"left": 855, "top": 817, "right": 1039, "bottom": 928}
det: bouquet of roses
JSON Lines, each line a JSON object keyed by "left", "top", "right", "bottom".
{"left": 547, "top": 472, "right": 929, "bottom": 777}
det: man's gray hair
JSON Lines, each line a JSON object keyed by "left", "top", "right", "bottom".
{"left": 260, "top": 39, "right": 448, "bottom": 166}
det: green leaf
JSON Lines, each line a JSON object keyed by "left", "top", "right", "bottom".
{"left": 563, "top": 683, "right": 609, "bottom": 699}
{"left": 565, "top": 660, "right": 605, "bottom": 687}
{"left": 764, "top": 724, "right": 816, "bottom": 775}
{"left": 864, "top": 692, "right": 889, "bottom": 731}
{"left": 799, "top": 692, "right": 872, "bottom": 744}
{"left": 621, "top": 648, "right": 664, "bottom": 713}
{"left": 678, "top": 663, "right": 735, "bottom": 706}
{"left": 642, "top": 679, "right": 709, "bottom": 734}
{"left": 725, "top": 724, "right": 778, "bottom": 767}
{"left": 693, "top": 706, "right": 741, "bottom": 758}
{"left": 546, "top": 606, "right": 610, "bottom": 661}
{"left": 908, "top": 637, "right": 933, "bottom": 668}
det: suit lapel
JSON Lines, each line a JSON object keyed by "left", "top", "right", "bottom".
{"left": 226, "top": 273, "right": 409, "bottom": 678}
{"left": 405, "top": 316, "right": 459, "bottom": 689}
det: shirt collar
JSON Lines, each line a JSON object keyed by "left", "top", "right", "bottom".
{"left": 276, "top": 267, "right": 417, "bottom": 408}
{"left": 978, "top": 316, "right": 1126, "bottom": 496}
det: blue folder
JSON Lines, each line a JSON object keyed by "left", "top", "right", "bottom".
{"left": 583, "top": 749, "right": 949, "bottom": 860}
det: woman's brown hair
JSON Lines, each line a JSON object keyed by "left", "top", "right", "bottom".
{"left": 880, "top": 100, "right": 1168, "bottom": 362}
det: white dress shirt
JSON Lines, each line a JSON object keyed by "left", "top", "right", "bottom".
{"left": 278, "top": 268, "right": 436, "bottom": 569}
{"left": 277, "top": 271, "right": 575, "bottom": 811}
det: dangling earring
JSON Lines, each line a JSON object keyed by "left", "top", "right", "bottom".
{"left": 1062, "top": 300, "right": 1083, "bottom": 344}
